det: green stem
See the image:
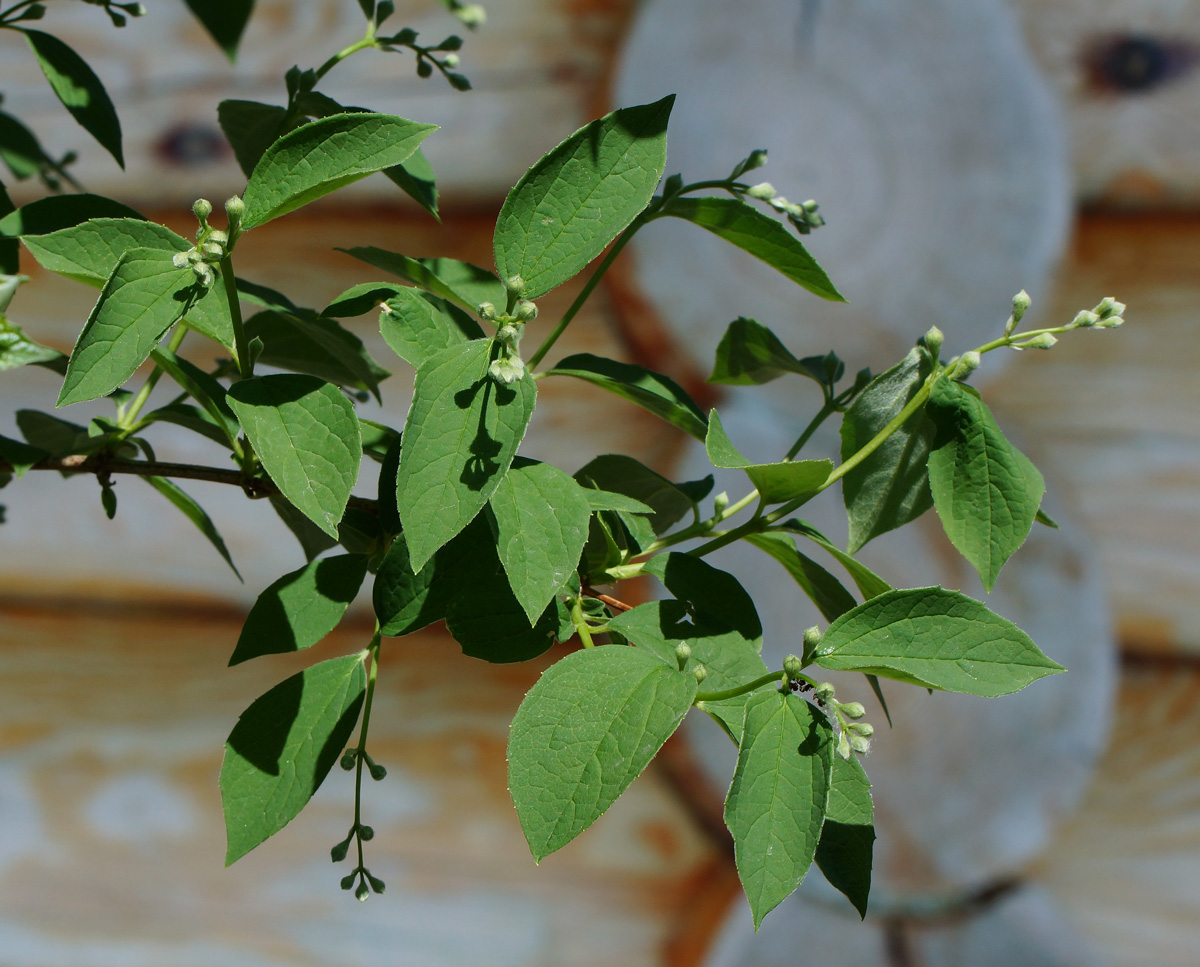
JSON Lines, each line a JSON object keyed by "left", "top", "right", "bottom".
{"left": 314, "top": 34, "right": 377, "bottom": 83}
{"left": 695, "top": 670, "right": 785, "bottom": 704}
{"left": 527, "top": 216, "right": 645, "bottom": 370}
{"left": 219, "top": 257, "right": 251, "bottom": 379}
{"left": 571, "top": 597, "right": 596, "bottom": 648}
{"left": 639, "top": 488, "right": 761, "bottom": 557}
{"left": 351, "top": 627, "right": 383, "bottom": 868}
{"left": 119, "top": 326, "right": 187, "bottom": 431}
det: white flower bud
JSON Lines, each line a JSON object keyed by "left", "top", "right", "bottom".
{"left": 837, "top": 731, "right": 851, "bottom": 760}
{"left": 1021, "top": 333, "right": 1058, "bottom": 350}
{"left": 1071, "top": 310, "right": 1099, "bottom": 329}
{"left": 505, "top": 274, "right": 526, "bottom": 296}
{"left": 692, "top": 663, "right": 707, "bottom": 685}
{"left": 814, "top": 682, "right": 836, "bottom": 701}
{"left": 747, "top": 182, "right": 776, "bottom": 200}
{"left": 225, "top": 195, "right": 244, "bottom": 220}
{"left": 712, "top": 491, "right": 729, "bottom": 515}
{"left": 849, "top": 733, "right": 871, "bottom": 755}
{"left": 192, "top": 198, "right": 212, "bottom": 220}
{"left": 514, "top": 299, "right": 538, "bottom": 322}
{"left": 674, "top": 641, "right": 691, "bottom": 671}
{"left": 477, "top": 302, "right": 496, "bottom": 321}
{"left": 1096, "top": 315, "right": 1124, "bottom": 329}
{"left": 783, "top": 654, "right": 804, "bottom": 679}
{"left": 923, "top": 326, "right": 943, "bottom": 357}
{"left": 848, "top": 721, "right": 874, "bottom": 737}
{"left": 839, "top": 701, "right": 866, "bottom": 719}
{"left": 955, "top": 350, "right": 981, "bottom": 376}
{"left": 1011, "top": 289, "right": 1031, "bottom": 324}
{"left": 443, "top": 53, "right": 460, "bottom": 69}
{"left": 1094, "top": 297, "right": 1125, "bottom": 319}
{"left": 172, "top": 251, "right": 190, "bottom": 268}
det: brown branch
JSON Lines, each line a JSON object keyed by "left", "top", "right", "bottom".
{"left": 1, "top": 456, "right": 380, "bottom": 513}
{"left": 584, "top": 589, "right": 633, "bottom": 613}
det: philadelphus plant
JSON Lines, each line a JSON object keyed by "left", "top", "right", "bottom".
{"left": 0, "top": 0, "right": 1126, "bottom": 928}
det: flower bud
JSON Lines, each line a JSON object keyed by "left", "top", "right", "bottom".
{"left": 368, "top": 762, "right": 387, "bottom": 781}
{"left": 489, "top": 356, "right": 526, "bottom": 384}
{"left": 955, "top": 351, "right": 981, "bottom": 376}
{"left": 225, "top": 195, "right": 244, "bottom": 221}
{"left": 457, "top": 3, "right": 485, "bottom": 26}
{"left": 340, "top": 750, "right": 357, "bottom": 770}
{"left": 330, "top": 837, "right": 350, "bottom": 862}
{"left": 1096, "top": 315, "right": 1124, "bottom": 329}
{"left": 355, "top": 881, "right": 370, "bottom": 901}
{"left": 1094, "top": 297, "right": 1125, "bottom": 319}
{"left": 801, "top": 625, "right": 823, "bottom": 663}
{"left": 1011, "top": 289, "right": 1031, "bottom": 325}
{"left": 192, "top": 198, "right": 212, "bottom": 221}
{"left": 1071, "top": 310, "right": 1099, "bottom": 329}
{"left": 848, "top": 721, "right": 874, "bottom": 737}
{"left": 839, "top": 701, "right": 866, "bottom": 719}
{"left": 747, "top": 182, "right": 776, "bottom": 200}
{"left": 814, "top": 682, "right": 836, "bottom": 701}
{"left": 443, "top": 53, "right": 460, "bottom": 69}
{"left": 477, "top": 302, "right": 497, "bottom": 321}
{"left": 358, "top": 824, "right": 374, "bottom": 841}
{"left": 200, "top": 241, "right": 224, "bottom": 260}
{"left": 1021, "top": 333, "right": 1058, "bottom": 350}
{"left": 505, "top": 274, "right": 526, "bottom": 296}
{"left": 674, "top": 641, "right": 692, "bottom": 671}
{"left": 783, "top": 654, "right": 804, "bottom": 679}
{"left": 922, "top": 325, "right": 943, "bottom": 357}
{"left": 366, "top": 872, "right": 386, "bottom": 894}
{"left": 849, "top": 733, "right": 871, "bottom": 754}
{"left": 340, "top": 872, "right": 357, "bottom": 890}
{"left": 514, "top": 299, "right": 538, "bottom": 322}
{"left": 692, "top": 663, "right": 707, "bottom": 685}
{"left": 172, "top": 251, "right": 190, "bottom": 269}
{"left": 837, "top": 731, "right": 851, "bottom": 760}
{"left": 713, "top": 491, "right": 730, "bottom": 515}
{"left": 742, "top": 149, "right": 768, "bottom": 172}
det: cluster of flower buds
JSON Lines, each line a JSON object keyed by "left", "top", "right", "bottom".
{"left": 1070, "top": 296, "right": 1126, "bottom": 330}
{"left": 82, "top": 0, "right": 146, "bottom": 29}
{"left": 782, "top": 654, "right": 874, "bottom": 759}
{"left": 745, "top": 183, "right": 825, "bottom": 234}
{"left": 172, "top": 198, "right": 237, "bottom": 289}
{"left": 480, "top": 299, "right": 537, "bottom": 383}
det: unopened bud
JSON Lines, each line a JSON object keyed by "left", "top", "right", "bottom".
{"left": 355, "top": 881, "right": 370, "bottom": 901}
{"left": 368, "top": 762, "right": 387, "bottom": 781}
{"left": 366, "top": 872, "right": 386, "bottom": 894}
{"left": 837, "top": 731, "right": 851, "bottom": 760}
{"left": 172, "top": 251, "right": 190, "bottom": 269}
{"left": 674, "top": 641, "right": 692, "bottom": 670}
{"left": 1094, "top": 297, "right": 1125, "bottom": 319}
{"left": 747, "top": 182, "right": 776, "bottom": 200}
{"left": 839, "top": 701, "right": 866, "bottom": 719}
{"left": 713, "top": 491, "right": 730, "bottom": 515}
{"left": 489, "top": 356, "right": 526, "bottom": 384}
{"left": 1071, "top": 310, "right": 1099, "bottom": 329}
{"left": 692, "top": 663, "right": 707, "bottom": 685}
{"left": 801, "top": 625, "right": 823, "bottom": 662}
{"left": 340, "top": 872, "right": 357, "bottom": 890}
{"left": 505, "top": 274, "right": 526, "bottom": 296}
{"left": 225, "top": 195, "right": 244, "bottom": 221}
{"left": 955, "top": 351, "right": 981, "bottom": 376}
{"left": 783, "top": 654, "right": 804, "bottom": 679}
{"left": 1011, "top": 289, "right": 1031, "bottom": 325}
{"left": 477, "top": 301, "right": 497, "bottom": 320}
{"left": 1096, "top": 315, "right": 1124, "bottom": 329}
{"left": 457, "top": 3, "right": 485, "bottom": 26}
{"left": 514, "top": 299, "right": 538, "bottom": 322}
{"left": 814, "top": 682, "right": 836, "bottom": 701}
{"left": 849, "top": 733, "right": 871, "bottom": 754}
{"left": 1021, "top": 333, "right": 1058, "bottom": 350}
{"left": 340, "top": 750, "right": 357, "bottom": 770}
{"left": 192, "top": 198, "right": 212, "bottom": 221}
{"left": 200, "top": 241, "right": 224, "bottom": 259}
{"left": 922, "top": 325, "right": 943, "bottom": 357}
{"left": 743, "top": 149, "right": 768, "bottom": 172}
{"left": 848, "top": 721, "right": 874, "bottom": 737}
{"left": 443, "top": 53, "right": 460, "bottom": 69}
{"left": 358, "top": 825, "right": 374, "bottom": 841}
{"left": 330, "top": 838, "right": 350, "bottom": 862}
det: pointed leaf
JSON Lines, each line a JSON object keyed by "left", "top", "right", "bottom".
{"left": 396, "top": 339, "right": 535, "bottom": 569}
{"left": 642, "top": 552, "right": 763, "bottom": 645}
{"left": 710, "top": 316, "right": 818, "bottom": 386}
{"left": 140, "top": 402, "right": 230, "bottom": 449}
{"left": 664, "top": 197, "right": 843, "bottom": 301}
{"left": 445, "top": 587, "right": 560, "bottom": 663}
{"left": 227, "top": 375, "right": 362, "bottom": 537}
{"left": 778, "top": 519, "right": 892, "bottom": 600}
{"left": 706, "top": 408, "right": 830, "bottom": 502}
{"left": 245, "top": 310, "right": 389, "bottom": 402}
{"left": 0, "top": 316, "right": 62, "bottom": 372}
{"left": 494, "top": 96, "right": 674, "bottom": 299}
{"left": 16, "top": 409, "right": 94, "bottom": 457}
{"left": 23, "top": 29, "right": 123, "bottom": 167}
{"left": 383, "top": 146, "right": 439, "bottom": 218}
{"left": 546, "top": 353, "right": 707, "bottom": 441}
{"left": 20, "top": 217, "right": 189, "bottom": 287}
{"left": 321, "top": 281, "right": 406, "bottom": 318}
{"left": 230, "top": 554, "right": 368, "bottom": 664}
{"left": 221, "top": 653, "right": 366, "bottom": 864}
{"left": 840, "top": 346, "right": 937, "bottom": 552}
{"left": 0, "top": 183, "right": 17, "bottom": 274}
{"left": 927, "top": 380, "right": 1045, "bottom": 591}
{"left": 812, "top": 586, "right": 1065, "bottom": 696}
{"left": 58, "top": 248, "right": 200, "bottom": 406}
{"left": 815, "top": 753, "right": 874, "bottom": 919}
{"left": 744, "top": 531, "right": 857, "bottom": 623}
{"left": 490, "top": 459, "right": 591, "bottom": 623}
{"left": 0, "top": 433, "right": 46, "bottom": 476}
{"left": 184, "top": 0, "right": 256, "bottom": 61}
{"left": 378, "top": 287, "right": 484, "bottom": 368}
{"left": 580, "top": 489, "right": 654, "bottom": 515}
{"left": 337, "top": 247, "right": 505, "bottom": 313}
{"left": 725, "top": 691, "right": 834, "bottom": 929}
{"left": 142, "top": 475, "right": 241, "bottom": 579}
{"left": 241, "top": 113, "right": 437, "bottom": 229}
{"left": 574, "top": 454, "right": 694, "bottom": 535}
{"left": 0, "top": 112, "right": 47, "bottom": 182}
{"left": 508, "top": 646, "right": 696, "bottom": 861}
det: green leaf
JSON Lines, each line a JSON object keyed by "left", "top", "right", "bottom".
{"left": 777, "top": 519, "right": 892, "bottom": 600}
{"left": 663, "top": 198, "right": 843, "bottom": 302}
{"left": 744, "top": 532, "right": 857, "bottom": 623}
{"left": 218, "top": 99, "right": 287, "bottom": 176}
{"left": 374, "top": 431, "right": 402, "bottom": 533}
{"left": 840, "top": 346, "right": 937, "bottom": 552}
{"left": 0, "top": 432, "right": 47, "bottom": 476}
{"left": 642, "top": 552, "right": 763, "bottom": 645}
{"left": 609, "top": 599, "right": 768, "bottom": 737}
{"left": 508, "top": 645, "right": 696, "bottom": 861}
{"left": 23, "top": 29, "right": 123, "bottom": 167}
{"left": 0, "top": 194, "right": 142, "bottom": 239}
{"left": 396, "top": 339, "right": 536, "bottom": 569}
{"left": 373, "top": 537, "right": 442, "bottom": 636}
{"left": 725, "top": 690, "right": 835, "bottom": 929}
{"left": 812, "top": 586, "right": 1065, "bottom": 695}
{"left": 815, "top": 753, "right": 874, "bottom": 919}
{"left": 545, "top": 353, "right": 707, "bottom": 441}
{"left": 494, "top": 96, "right": 674, "bottom": 299}
{"left": 705, "top": 408, "right": 831, "bottom": 503}
{"left": 143, "top": 475, "right": 241, "bottom": 579}
{"left": 321, "top": 281, "right": 406, "bottom": 318}
{"left": 57, "top": 249, "right": 200, "bottom": 406}
{"left": 20, "top": 218, "right": 189, "bottom": 287}
{"left": 581, "top": 489, "right": 654, "bottom": 515}
{"left": 337, "top": 247, "right": 505, "bottom": 314}
{"left": 149, "top": 346, "right": 240, "bottom": 447}
{"left": 241, "top": 113, "right": 437, "bottom": 229}
{"left": 926, "top": 380, "right": 1045, "bottom": 591}
{"left": 229, "top": 554, "right": 368, "bottom": 664}
{"left": 378, "top": 287, "right": 484, "bottom": 368}
{"left": 0, "top": 111, "right": 48, "bottom": 182}
{"left": 445, "top": 586, "right": 560, "bottom": 663}
{"left": 245, "top": 310, "right": 389, "bottom": 402}
{"left": 1035, "top": 507, "right": 1059, "bottom": 529}
{"left": 383, "top": 146, "right": 439, "bottom": 219}
{"left": 16, "top": 409, "right": 95, "bottom": 457}
{"left": 574, "top": 454, "right": 694, "bottom": 535}
{"left": 490, "top": 459, "right": 591, "bottom": 624}
{"left": 710, "top": 317, "right": 820, "bottom": 386}
{"left": 0, "top": 316, "right": 63, "bottom": 372}
{"left": 221, "top": 653, "right": 366, "bottom": 864}
{"left": 184, "top": 0, "right": 256, "bottom": 62}
{"left": 227, "top": 375, "right": 362, "bottom": 537}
